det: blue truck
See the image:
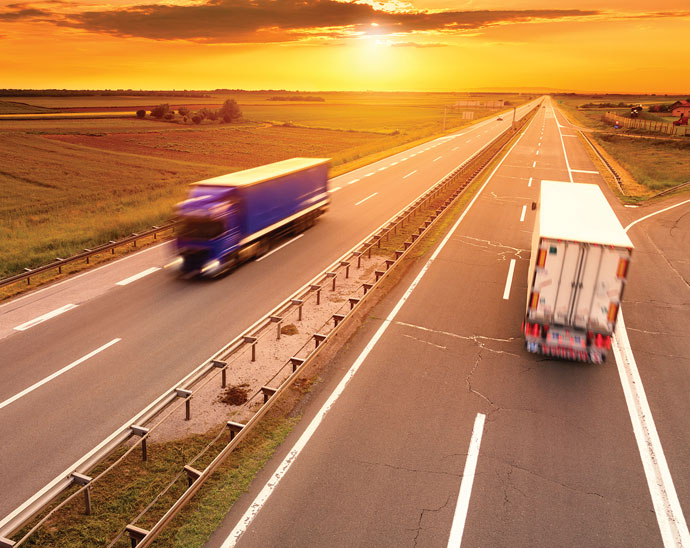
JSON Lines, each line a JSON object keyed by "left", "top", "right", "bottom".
{"left": 173, "top": 157, "right": 330, "bottom": 276}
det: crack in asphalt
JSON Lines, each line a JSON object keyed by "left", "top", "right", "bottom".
{"left": 412, "top": 495, "right": 453, "bottom": 548}
{"left": 352, "top": 458, "right": 462, "bottom": 480}
{"left": 458, "top": 235, "right": 529, "bottom": 260}
{"left": 402, "top": 333, "right": 447, "bottom": 350}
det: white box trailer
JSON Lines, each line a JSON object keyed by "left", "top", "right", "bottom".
{"left": 523, "top": 181, "right": 633, "bottom": 363}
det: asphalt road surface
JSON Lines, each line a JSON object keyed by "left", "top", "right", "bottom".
{"left": 204, "top": 99, "right": 690, "bottom": 548}
{"left": 0, "top": 101, "right": 539, "bottom": 524}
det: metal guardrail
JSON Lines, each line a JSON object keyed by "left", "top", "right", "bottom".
{"left": 579, "top": 131, "right": 624, "bottom": 194}
{"left": 0, "top": 222, "right": 178, "bottom": 290}
{"left": 652, "top": 181, "right": 690, "bottom": 198}
{"left": 0, "top": 106, "right": 537, "bottom": 547}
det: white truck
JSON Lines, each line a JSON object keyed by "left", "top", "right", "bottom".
{"left": 523, "top": 181, "right": 633, "bottom": 363}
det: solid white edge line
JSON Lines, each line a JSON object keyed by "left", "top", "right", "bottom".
{"left": 552, "top": 104, "right": 574, "bottom": 182}
{"left": 625, "top": 199, "right": 690, "bottom": 232}
{"left": 0, "top": 241, "right": 170, "bottom": 311}
{"left": 502, "top": 259, "right": 516, "bottom": 300}
{"left": 0, "top": 338, "right": 121, "bottom": 411}
{"left": 403, "top": 170, "right": 417, "bottom": 179}
{"left": 255, "top": 234, "right": 304, "bottom": 262}
{"left": 354, "top": 193, "right": 378, "bottom": 206}
{"left": 571, "top": 169, "right": 599, "bottom": 174}
{"left": 520, "top": 205, "right": 526, "bottom": 222}
{"left": 612, "top": 312, "right": 690, "bottom": 547}
{"left": 14, "top": 303, "right": 78, "bottom": 331}
{"left": 447, "top": 413, "right": 486, "bottom": 548}
{"left": 115, "top": 267, "right": 160, "bottom": 286}
{"left": 221, "top": 112, "right": 537, "bottom": 548}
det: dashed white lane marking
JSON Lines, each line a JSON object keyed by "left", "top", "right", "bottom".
{"left": 434, "top": 156, "right": 442, "bottom": 162}
{"left": 403, "top": 170, "right": 417, "bottom": 179}
{"left": 528, "top": 177, "right": 533, "bottom": 187}
{"left": 328, "top": 187, "right": 341, "bottom": 193}
{"left": 502, "top": 259, "right": 516, "bottom": 300}
{"left": 447, "top": 413, "right": 486, "bottom": 548}
{"left": 257, "top": 234, "right": 304, "bottom": 262}
{"left": 520, "top": 205, "right": 526, "bottom": 222}
{"left": 364, "top": 172, "right": 374, "bottom": 177}
{"left": 390, "top": 161, "right": 398, "bottom": 166}
{"left": 378, "top": 166, "right": 387, "bottom": 172}
{"left": 536, "top": 150, "right": 540, "bottom": 156}
{"left": 115, "top": 267, "right": 160, "bottom": 286}
{"left": 401, "top": 157, "right": 408, "bottom": 161}
{"left": 0, "top": 338, "right": 121, "bottom": 411}
{"left": 347, "top": 178, "right": 360, "bottom": 185}
{"left": 452, "top": 146, "right": 459, "bottom": 151}
{"left": 354, "top": 193, "right": 378, "bottom": 206}
{"left": 532, "top": 161, "right": 537, "bottom": 168}
{"left": 14, "top": 304, "right": 78, "bottom": 332}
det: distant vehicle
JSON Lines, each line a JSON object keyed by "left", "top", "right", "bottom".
{"left": 173, "top": 158, "right": 330, "bottom": 277}
{"left": 523, "top": 181, "right": 633, "bottom": 363}
{"left": 497, "top": 117, "right": 503, "bottom": 121}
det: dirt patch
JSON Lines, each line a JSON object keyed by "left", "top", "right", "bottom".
{"left": 218, "top": 384, "right": 250, "bottom": 406}
{"left": 280, "top": 323, "right": 299, "bottom": 336}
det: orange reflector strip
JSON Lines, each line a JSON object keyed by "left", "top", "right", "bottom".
{"left": 530, "top": 292, "right": 540, "bottom": 309}
{"left": 537, "top": 249, "right": 547, "bottom": 268}
{"left": 607, "top": 302, "right": 619, "bottom": 323}
{"left": 616, "top": 258, "right": 629, "bottom": 279}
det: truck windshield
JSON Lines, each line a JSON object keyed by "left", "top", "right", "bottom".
{"left": 179, "top": 219, "right": 225, "bottom": 239}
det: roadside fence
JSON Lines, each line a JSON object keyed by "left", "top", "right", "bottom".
{"left": 602, "top": 112, "right": 690, "bottom": 136}
{"left": 0, "top": 106, "right": 538, "bottom": 548}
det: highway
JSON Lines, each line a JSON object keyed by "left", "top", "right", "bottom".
{"left": 204, "top": 99, "right": 690, "bottom": 548}
{"left": 0, "top": 101, "right": 539, "bottom": 524}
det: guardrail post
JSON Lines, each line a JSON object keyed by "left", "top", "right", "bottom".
{"left": 56, "top": 257, "right": 64, "bottom": 274}
{"left": 333, "top": 313, "right": 346, "bottom": 327}
{"left": 385, "top": 259, "right": 395, "bottom": 270}
{"left": 340, "top": 261, "right": 350, "bottom": 278}
{"left": 291, "top": 299, "right": 304, "bottom": 321}
{"left": 311, "top": 284, "right": 321, "bottom": 305}
{"left": 349, "top": 297, "right": 360, "bottom": 310}
{"left": 131, "top": 425, "right": 149, "bottom": 461}
{"left": 395, "top": 250, "right": 404, "bottom": 260}
{"left": 131, "top": 234, "right": 138, "bottom": 248}
{"left": 313, "top": 333, "right": 327, "bottom": 349}
{"left": 125, "top": 525, "right": 149, "bottom": 548}
{"left": 71, "top": 472, "right": 93, "bottom": 515}
{"left": 290, "top": 357, "right": 305, "bottom": 373}
{"left": 184, "top": 465, "right": 202, "bottom": 487}
{"left": 363, "top": 283, "right": 373, "bottom": 295}
{"left": 23, "top": 268, "right": 31, "bottom": 285}
{"left": 109, "top": 241, "right": 117, "bottom": 254}
{"left": 152, "top": 226, "right": 160, "bottom": 240}
{"left": 270, "top": 316, "right": 282, "bottom": 339}
{"left": 0, "top": 537, "right": 16, "bottom": 547}
{"left": 212, "top": 360, "right": 227, "bottom": 388}
{"left": 353, "top": 251, "right": 362, "bottom": 269}
{"left": 226, "top": 421, "right": 244, "bottom": 441}
{"left": 261, "top": 386, "right": 277, "bottom": 404}
{"left": 176, "top": 388, "right": 192, "bottom": 420}
{"left": 243, "top": 336, "right": 257, "bottom": 361}
{"left": 83, "top": 250, "right": 91, "bottom": 264}
{"left": 368, "top": 245, "right": 372, "bottom": 259}
{"left": 326, "top": 272, "right": 336, "bottom": 291}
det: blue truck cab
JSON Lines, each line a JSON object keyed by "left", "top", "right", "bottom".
{"left": 174, "top": 158, "right": 330, "bottom": 276}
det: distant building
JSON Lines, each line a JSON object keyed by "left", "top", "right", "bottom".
{"left": 670, "top": 100, "right": 690, "bottom": 117}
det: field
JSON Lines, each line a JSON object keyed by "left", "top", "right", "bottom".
{"left": 555, "top": 94, "right": 690, "bottom": 193}
{"left": 0, "top": 92, "right": 527, "bottom": 279}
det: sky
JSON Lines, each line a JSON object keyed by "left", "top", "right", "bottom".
{"left": 1, "top": 0, "right": 689, "bottom": 93}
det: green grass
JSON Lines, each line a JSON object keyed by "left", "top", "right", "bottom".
{"left": 0, "top": 91, "right": 529, "bottom": 280}
{"left": 555, "top": 94, "right": 690, "bottom": 194}
{"left": 16, "top": 414, "right": 299, "bottom": 547}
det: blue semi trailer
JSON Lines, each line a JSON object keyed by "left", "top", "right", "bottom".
{"left": 173, "top": 157, "right": 330, "bottom": 276}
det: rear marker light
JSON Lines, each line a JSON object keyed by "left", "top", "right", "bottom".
{"left": 537, "top": 248, "right": 547, "bottom": 268}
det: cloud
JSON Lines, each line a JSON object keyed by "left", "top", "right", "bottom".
{"left": 41, "top": 1, "right": 601, "bottom": 43}
{"left": 0, "top": 7, "right": 51, "bottom": 20}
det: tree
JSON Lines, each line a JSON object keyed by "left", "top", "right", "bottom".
{"left": 136, "top": 109, "right": 146, "bottom": 118}
{"left": 192, "top": 115, "right": 202, "bottom": 124}
{"left": 151, "top": 103, "right": 170, "bottom": 118}
{"left": 178, "top": 106, "right": 190, "bottom": 116}
{"left": 219, "top": 98, "right": 242, "bottom": 122}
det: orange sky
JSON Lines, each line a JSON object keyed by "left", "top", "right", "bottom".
{"left": 1, "top": 0, "right": 689, "bottom": 92}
